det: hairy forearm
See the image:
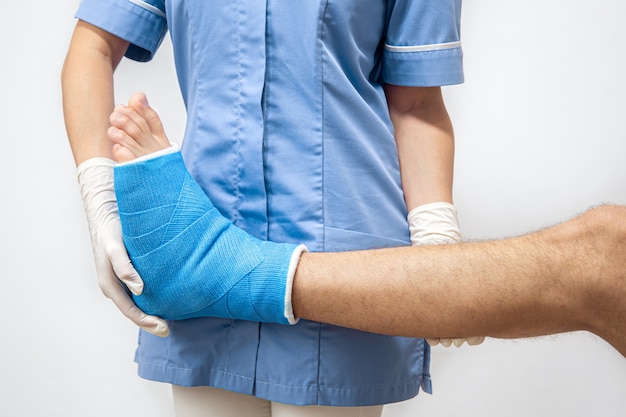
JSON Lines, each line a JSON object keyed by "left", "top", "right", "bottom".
{"left": 62, "top": 21, "right": 128, "bottom": 165}
{"left": 291, "top": 209, "right": 612, "bottom": 341}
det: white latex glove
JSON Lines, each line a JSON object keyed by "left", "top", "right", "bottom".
{"left": 77, "top": 158, "right": 169, "bottom": 337}
{"left": 408, "top": 202, "right": 484, "bottom": 347}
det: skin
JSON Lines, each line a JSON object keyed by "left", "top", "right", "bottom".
{"left": 63, "top": 21, "right": 626, "bottom": 358}
{"left": 385, "top": 84, "right": 456, "bottom": 210}
{"left": 107, "top": 92, "right": 626, "bottom": 359}
{"left": 61, "top": 21, "right": 462, "bottom": 341}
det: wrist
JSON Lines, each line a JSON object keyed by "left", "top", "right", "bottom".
{"left": 77, "top": 158, "right": 116, "bottom": 200}
{"left": 76, "top": 157, "right": 118, "bottom": 233}
{"left": 76, "top": 157, "right": 115, "bottom": 177}
{"left": 408, "top": 202, "right": 462, "bottom": 245}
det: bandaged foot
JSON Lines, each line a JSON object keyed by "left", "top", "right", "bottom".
{"left": 109, "top": 93, "right": 305, "bottom": 324}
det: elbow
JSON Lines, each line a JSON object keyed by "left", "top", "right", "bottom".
{"left": 385, "top": 85, "right": 445, "bottom": 118}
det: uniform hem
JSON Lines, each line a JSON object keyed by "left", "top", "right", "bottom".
{"left": 136, "top": 359, "right": 255, "bottom": 396}
{"left": 256, "top": 379, "right": 424, "bottom": 406}
{"left": 136, "top": 358, "right": 428, "bottom": 406}
{"left": 383, "top": 48, "right": 464, "bottom": 87}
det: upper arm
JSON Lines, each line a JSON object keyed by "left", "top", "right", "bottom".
{"left": 384, "top": 84, "right": 447, "bottom": 122}
{"left": 65, "top": 20, "right": 130, "bottom": 71}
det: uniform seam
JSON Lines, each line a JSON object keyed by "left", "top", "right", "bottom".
{"left": 319, "top": 1, "right": 329, "bottom": 254}
{"left": 262, "top": 2, "right": 271, "bottom": 239}
{"left": 181, "top": 1, "right": 203, "bottom": 192}
{"left": 316, "top": 1, "right": 329, "bottom": 404}
{"left": 232, "top": 0, "right": 244, "bottom": 225}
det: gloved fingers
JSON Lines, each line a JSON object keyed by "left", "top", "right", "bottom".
{"left": 451, "top": 336, "right": 486, "bottom": 347}
{"left": 466, "top": 336, "right": 486, "bottom": 346}
{"left": 426, "top": 338, "right": 441, "bottom": 347}
{"left": 427, "top": 337, "right": 486, "bottom": 348}
{"left": 107, "top": 240, "right": 144, "bottom": 296}
{"left": 439, "top": 338, "right": 454, "bottom": 348}
{"left": 101, "top": 276, "right": 170, "bottom": 337}
{"left": 453, "top": 338, "right": 467, "bottom": 347}
{"left": 111, "top": 284, "right": 171, "bottom": 337}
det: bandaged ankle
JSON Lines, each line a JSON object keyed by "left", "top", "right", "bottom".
{"left": 114, "top": 151, "right": 305, "bottom": 324}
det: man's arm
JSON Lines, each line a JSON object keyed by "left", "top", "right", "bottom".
{"left": 292, "top": 204, "right": 626, "bottom": 357}
{"left": 384, "top": 84, "right": 484, "bottom": 346}
{"left": 104, "top": 97, "right": 625, "bottom": 356}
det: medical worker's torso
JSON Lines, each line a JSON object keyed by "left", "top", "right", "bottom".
{"left": 75, "top": 0, "right": 464, "bottom": 406}
{"left": 170, "top": 1, "right": 408, "bottom": 252}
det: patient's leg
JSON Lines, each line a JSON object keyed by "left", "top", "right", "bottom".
{"left": 108, "top": 93, "right": 305, "bottom": 323}
{"left": 109, "top": 93, "right": 626, "bottom": 358}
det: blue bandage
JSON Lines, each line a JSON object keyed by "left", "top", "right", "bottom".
{"left": 114, "top": 151, "right": 303, "bottom": 324}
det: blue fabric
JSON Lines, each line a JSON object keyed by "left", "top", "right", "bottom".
{"left": 76, "top": 0, "right": 167, "bottom": 62}
{"left": 75, "top": 0, "right": 463, "bottom": 406}
{"left": 114, "top": 151, "right": 299, "bottom": 323}
{"left": 383, "top": 0, "right": 464, "bottom": 85}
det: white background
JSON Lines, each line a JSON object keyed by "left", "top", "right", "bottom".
{"left": 1, "top": 1, "right": 625, "bottom": 416}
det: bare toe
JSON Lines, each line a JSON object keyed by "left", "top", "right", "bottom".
{"left": 112, "top": 143, "right": 137, "bottom": 163}
{"left": 127, "top": 92, "right": 171, "bottom": 150}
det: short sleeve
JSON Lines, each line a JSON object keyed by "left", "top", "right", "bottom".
{"left": 75, "top": 0, "right": 167, "bottom": 62}
{"left": 383, "top": 0, "right": 464, "bottom": 87}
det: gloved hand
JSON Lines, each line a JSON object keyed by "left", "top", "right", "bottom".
{"left": 77, "top": 157, "right": 170, "bottom": 337}
{"left": 408, "top": 202, "right": 485, "bottom": 347}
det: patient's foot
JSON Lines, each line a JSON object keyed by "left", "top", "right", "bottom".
{"left": 108, "top": 93, "right": 304, "bottom": 324}
{"left": 107, "top": 92, "right": 171, "bottom": 162}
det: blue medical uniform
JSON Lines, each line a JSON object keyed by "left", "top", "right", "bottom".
{"left": 75, "top": 0, "right": 464, "bottom": 406}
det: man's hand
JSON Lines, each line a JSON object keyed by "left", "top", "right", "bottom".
{"left": 77, "top": 157, "right": 169, "bottom": 337}
{"left": 408, "top": 202, "right": 485, "bottom": 347}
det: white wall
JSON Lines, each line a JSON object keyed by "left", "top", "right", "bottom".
{"left": 1, "top": 1, "right": 624, "bottom": 416}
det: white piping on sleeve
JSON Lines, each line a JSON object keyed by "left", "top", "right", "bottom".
{"left": 128, "top": 0, "right": 166, "bottom": 17}
{"left": 385, "top": 41, "right": 462, "bottom": 53}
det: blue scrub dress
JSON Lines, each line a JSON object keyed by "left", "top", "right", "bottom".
{"left": 75, "top": 0, "right": 464, "bottom": 406}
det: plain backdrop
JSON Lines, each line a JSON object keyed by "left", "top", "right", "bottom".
{"left": 1, "top": 1, "right": 625, "bottom": 416}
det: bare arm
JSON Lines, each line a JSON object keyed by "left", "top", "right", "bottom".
{"left": 62, "top": 22, "right": 169, "bottom": 336}
{"left": 62, "top": 20, "right": 129, "bottom": 165}
{"left": 385, "top": 85, "right": 455, "bottom": 210}
{"left": 292, "top": 205, "right": 626, "bottom": 357}
{"left": 103, "top": 98, "right": 626, "bottom": 354}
